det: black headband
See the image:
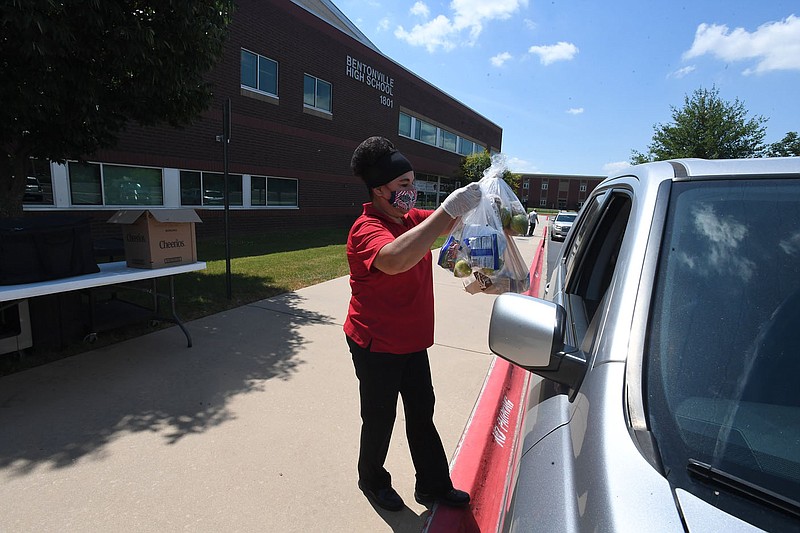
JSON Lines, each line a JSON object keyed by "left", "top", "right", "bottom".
{"left": 361, "top": 150, "right": 414, "bottom": 188}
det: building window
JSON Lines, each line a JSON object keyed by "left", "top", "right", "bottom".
{"left": 241, "top": 49, "right": 278, "bottom": 96}
{"left": 180, "top": 171, "right": 242, "bottom": 206}
{"left": 251, "top": 176, "right": 267, "bottom": 206}
{"left": 203, "top": 173, "right": 243, "bottom": 206}
{"left": 539, "top": 198, "right": 547, "bottom": 207}
{"left": 267, "top": 177, "right": 298, "bottom": 207}
{"left": 439, "top": 129, "right": 457, "bottom": 152}
{"left": 23, "top": 159, "right": 54, "bottom": 205}
{"left": 559, "top": 180, "right": 569, "bottom": 192}
{"left": 180, "top": 171, "right": 202, "bottom": 205}
{"left": 558, "top": 199, "right": 567, "bottom": 209}
{"left": 458, "top": 138, "right": 475, "bottom": 156}
{"left": 398, "top": 111, "right": 484, "bottom": 156}
{"left": 69, "top": 162, "right": 102, "bottom": 205}
{"left": 251, "top": 176, "right": 297, "bottom": 207}
{"left": 415, "top": 119, "right": 437, "bottom": 145}
{"left": 68, "top": 162, "right": 162, "bottom": 206}
{"left": 103, "top": 165, "right": 163, "bottom": 206}
{"left": 580, "top": 182, "right": 587, "bottom": 192}
{"left": 399, "top": 113, "right": 412, "bottom": 137}
{"left": 303, "top": 74, "right": 332, "bottom": 113}
{"left": 523, "top": 180, "right": 530, "bottom": 190}
{"left": 541, "top": 181, "right": 548, "bottom": 190}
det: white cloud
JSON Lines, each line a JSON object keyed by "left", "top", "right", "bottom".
{"left": 566, "top": 107, "right": 584, "bottom": 115}
{"left": 669, "top": 65, "right": 696, "bottom": 79}
{"left": 410, "top": 1, "right": 430, "bottom": 18}
{"left": 395, "top": 0, "right": 528, "bottom": 52}
{"left": 690, "top": 203, "right": 755, "bottom": 281}
{"left": 528, "top": 41, "right": 579, "bottom": 65}
{"left": 377, "top": 17, "right": 390, "bottom": 32}
{"left": 507, "top": 156, "right": 539, "bottom": 173}
{"left": 603, "top": 161, "right": 631, "bottom": 175}
{"left": 683, "top": 15, "right": 800, "bottom": 75}
{"left": 491, "top": 52, "right": 513, "bottom": 67}
{"left": 779, "top": 231, "right": 800, "bottom": 255}
{"left": 395, "top": 15, "right": 459, "bottom": 52}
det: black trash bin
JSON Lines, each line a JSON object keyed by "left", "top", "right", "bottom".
{"left": 0, "top": 215, "right": 100, "bottom": 285}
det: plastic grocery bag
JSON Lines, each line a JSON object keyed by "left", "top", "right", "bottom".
{"left": 438, "top": 154, "right": 531, "bottom": 295}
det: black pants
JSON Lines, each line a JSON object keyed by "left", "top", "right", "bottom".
{"left": 347, "top": 335, "right": 452, "bottom": 494}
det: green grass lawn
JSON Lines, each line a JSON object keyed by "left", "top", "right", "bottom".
{"left": 1, "top": 227, "right": 447, "bottom": 375}
{"left": 176, "top": 227, "right": 353, "bottom": 319}
{"left": 179, "top": 227, "right": 447, "bottom": 319}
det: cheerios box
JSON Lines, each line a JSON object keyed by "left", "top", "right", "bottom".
{"left": 108, "top": 209, "right": 201, "bottom": 269}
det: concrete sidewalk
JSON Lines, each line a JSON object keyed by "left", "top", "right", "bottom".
{"left": 0, "top": 231, "right": 543, "bottom": 533}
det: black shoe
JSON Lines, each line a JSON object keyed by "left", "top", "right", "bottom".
{"left": 358, "top": 480, "right": 404, "bottom": 512}
{"left": 414, "top": 488, "right": 471, "bottom": 508}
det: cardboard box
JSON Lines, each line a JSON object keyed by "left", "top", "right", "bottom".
{"left": 108, "top": 209, "right": 201, "bottom": 269}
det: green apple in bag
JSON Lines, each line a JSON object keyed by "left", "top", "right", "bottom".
{"left": 500, "top": 207, "right": 512, "bottom": 229}
{"left": 453, "top": 259, "right": 472, "bottom": 278}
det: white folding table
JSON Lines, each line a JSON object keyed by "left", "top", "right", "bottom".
{"left": 0, "top": 261, "right": 206, "bottom": 348}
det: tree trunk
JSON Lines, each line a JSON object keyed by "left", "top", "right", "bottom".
{"left": 0, "top": 154, "right": 28, "bottom": 218}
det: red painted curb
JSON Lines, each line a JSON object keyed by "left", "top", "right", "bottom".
{"left": 525, "top": 225, "right": 546, "bottom": 299}
{"left": 424, "top": 235, "right": 546, "bottom": 532}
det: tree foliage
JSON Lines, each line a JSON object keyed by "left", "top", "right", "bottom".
{"left": 0, "top": 0, "right": 235, "bottom": 217}
{"left": 631, "top": 86, "right": 767, "bottom": 164}
{"left": 458, "top": 150, "right": 521, "bottom": 191}
{"left": 766, "top": 132, "right": 800, "bottom": 157}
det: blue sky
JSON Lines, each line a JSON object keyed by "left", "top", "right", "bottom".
{"left": 333, "top": 0, "right": 799, "bottom": 176}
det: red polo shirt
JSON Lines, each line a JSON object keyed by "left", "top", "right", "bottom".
{"left": 344, "top": 203, "right": 435, "bottom": 354}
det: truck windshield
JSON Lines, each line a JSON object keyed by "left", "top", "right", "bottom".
{"left": 645, "top": 178, "right": 800, "bottom": 532}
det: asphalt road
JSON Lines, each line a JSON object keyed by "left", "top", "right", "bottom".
{"left": 545, "top": 233, "right": 564, "bottom": 289}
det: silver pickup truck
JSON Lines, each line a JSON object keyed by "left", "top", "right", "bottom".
{"left": 489, "top": 158, "right": 800, "bottom": 532}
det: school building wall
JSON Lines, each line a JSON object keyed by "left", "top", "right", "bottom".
{"left": 517, "top": 173, "right": 605, "bottom": 212}
{"left": 22, "top": 0, "right": 503, "bottom": 241}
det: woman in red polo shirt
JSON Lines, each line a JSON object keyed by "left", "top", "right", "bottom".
{"left": 345, "top": 136, "right": 481, "bottom": 512}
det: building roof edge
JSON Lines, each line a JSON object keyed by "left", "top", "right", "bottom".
{"left": 519, "top": 172, "right": 605, "bottom": 179}
{"left": 289, "top": 0, "right": 380, "bottom": 53}
{"left": 290, "top": 0, "right": 503, "bottom": 138}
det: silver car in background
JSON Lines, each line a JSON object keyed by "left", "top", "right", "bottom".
{"left": 489, "top": 158, "right": 800, "bottom": 532}
{"left": 550, "top": 210, "right": 577, "bottom": 241}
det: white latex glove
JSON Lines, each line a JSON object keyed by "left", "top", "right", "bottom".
{"left": 441, "top": 182, "right": 482, "bottom": 218}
